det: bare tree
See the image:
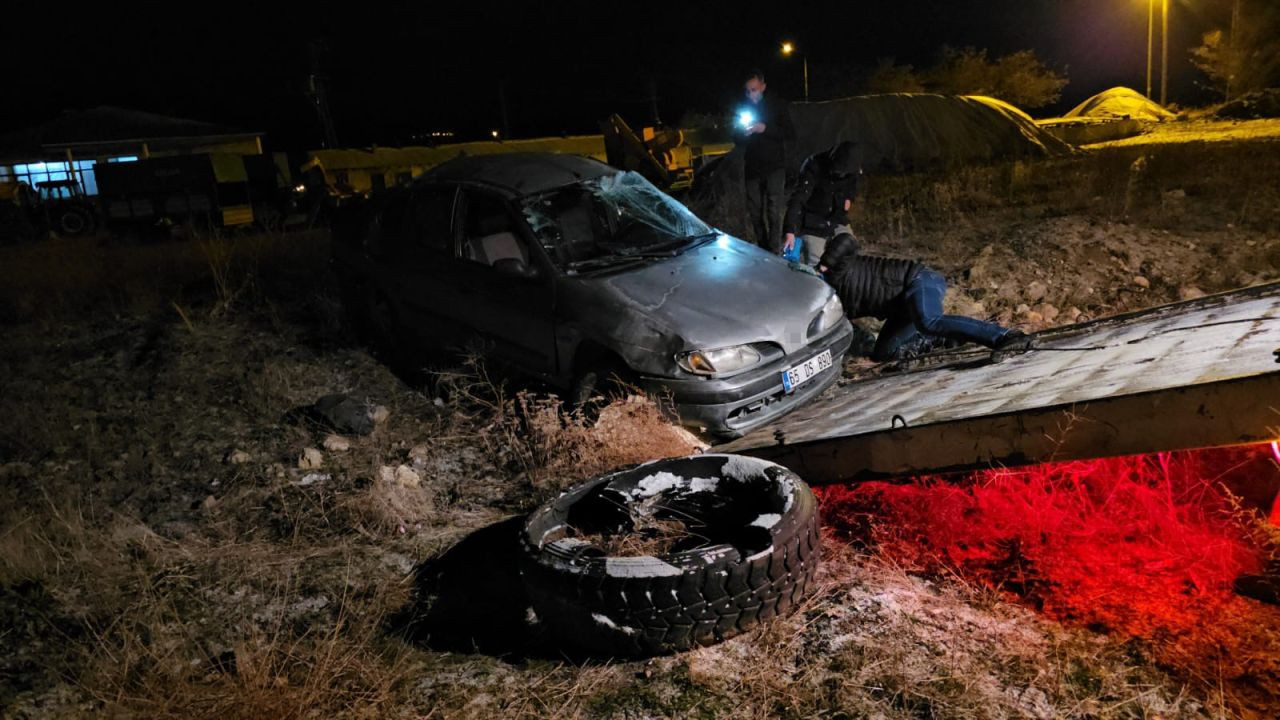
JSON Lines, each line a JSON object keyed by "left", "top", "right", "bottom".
{"left": 864, "top": 58, "right": 925, "bottom": 94}
{"left": 1190, "top": 0, "right": 1280, "bottom": 101}
{"left": 925, "top": 47, "right": 1068, "bottom": 109}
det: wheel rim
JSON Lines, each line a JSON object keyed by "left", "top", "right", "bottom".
{"left": 59, "top": 210, "right": 87, "bottom": 235}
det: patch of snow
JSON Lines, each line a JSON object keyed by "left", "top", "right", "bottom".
{"left": 294, "top": 472, "right": 329, "bottom": 487}
{"left": 592, "top": 612, "right": 637, "bottom": 635}
{"left": 631, "top": 470, "right": 719, "bottom": 498}
{"left": 634, "top": 471, "right": 684, "bottom": 497}
{"left": 720, "top": 454, "right": 773, "bottom": 482}
{"left": 381, "top": 552, "right": 415, "bottom": 575}
{"left": 605, "top": 557, "right": 683, "bottom": 577}
{"left": 778, "top": 475, "right": 796, "bottom": 512}
{"left": 549, "top": 537, "right": 592, "bottom": 554}
{"left": 689, "top": 477, "right": 718, "bottom": 493}
{"left": 750, "top": 513, "right": 781, "bottom": 528}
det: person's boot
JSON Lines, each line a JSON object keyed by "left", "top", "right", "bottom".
{"left": 989, "top": 330, "right": 1035, "bottom": 363}
{"left": 993, "top": 330, "right": 1035, "bottom": 353}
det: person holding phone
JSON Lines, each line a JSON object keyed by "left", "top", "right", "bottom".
{"left": 735, "top": 69, "right": 795, "bottom": 254}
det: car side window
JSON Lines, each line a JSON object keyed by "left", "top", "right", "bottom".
{"left": 368, "top": 192, "right": 410, "bottom": 257}
{"left": 407, "top": 185, "right": 457, "bottom": 256}
{"left": 460, "top": 190, "right": 530, "bottom": 268}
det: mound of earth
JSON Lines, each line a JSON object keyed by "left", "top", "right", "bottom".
{"left": 1216, "top": 88, "right": 1280, "bottom": 120}
{"left": 1065, "top": 86, "right": 1175, "bottom": 122}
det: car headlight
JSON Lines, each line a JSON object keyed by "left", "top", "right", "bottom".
{"left": 676, "top": 344, "right": 763, "bottom": 376}
{"left": 809, "top": 293, "right": 845, "bottom": 338}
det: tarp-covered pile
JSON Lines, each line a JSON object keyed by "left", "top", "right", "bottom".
{"left": 690, "top": 93, "right": 1075, "bottom": 243}
{"left": 791, "top": 93, "right": 1071, "bottom": 171}
{"left": 1065, "top": 87, "right": 1176, "bottom": 122}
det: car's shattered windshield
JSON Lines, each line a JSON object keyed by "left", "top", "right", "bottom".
{"left": 521, "top": 171, "right": 714, "bottom": 272}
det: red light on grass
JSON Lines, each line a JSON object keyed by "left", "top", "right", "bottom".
{"left": 1270, "top": 441, "right": 1280, "bottom": 525}
{"left": 816, "top": 445, "right": 1280, "bottom": 699}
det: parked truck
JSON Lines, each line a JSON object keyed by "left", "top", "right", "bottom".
{"left": 93, "top": 153, "right": 300, "bottom": 237}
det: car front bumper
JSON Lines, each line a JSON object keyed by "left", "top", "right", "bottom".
{"left": 646, "top": 320, "right": 855, "bottom": 438}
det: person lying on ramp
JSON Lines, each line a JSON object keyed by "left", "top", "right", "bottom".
{"left": 817, "top": 232, "right": 1033, "bottom": 361}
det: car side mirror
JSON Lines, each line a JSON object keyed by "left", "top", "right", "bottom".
{"left": 493, "top": 257, "right": 539, "bottom": 280}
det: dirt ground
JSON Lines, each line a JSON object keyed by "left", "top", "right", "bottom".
{"left": 1, "top": 119, "right": 1278, "bottom": 719}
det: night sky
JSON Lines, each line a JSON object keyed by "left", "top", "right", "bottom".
{"left": 9, "top": 0, "right": 1230, "bottom": 150}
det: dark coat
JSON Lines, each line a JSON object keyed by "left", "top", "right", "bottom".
{"left": 783, "top": 147, "right": 860, "bottom": 236}
{"left": 736, "top": 95, "right": 796, "bottom": 180}
{"left": 827, "top": 254, "right": 922, "bottom": 320}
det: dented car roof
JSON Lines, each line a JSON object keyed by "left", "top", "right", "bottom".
{"left": 420, "top": 152, "right": 617, "bottom": 197}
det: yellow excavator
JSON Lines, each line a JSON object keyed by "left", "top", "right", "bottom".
{"left": 599, "top": 114, "right": 733, "bottom": 193}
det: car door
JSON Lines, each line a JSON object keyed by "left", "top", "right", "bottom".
{"left": 449, "top": 187, "right": 558, "bottom": 378}
{"left": 373, "top": 183, "right": 466, "bottom": 348}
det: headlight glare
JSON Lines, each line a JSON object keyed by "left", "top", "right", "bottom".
{"left": 677, "top": 344, "right": 762, "bottom": 375}
{"left": 810, "top": 294, "right": 845, "bottom": 337}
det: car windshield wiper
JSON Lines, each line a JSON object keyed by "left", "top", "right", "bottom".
{"left": 564, "top": 254, "right": 650, "bottom": 272}
{"left": 621, "top": 232, "right": 720, "bottom": 257}
{"left": 566, "top": 233, "right": 719, "bottom": 272}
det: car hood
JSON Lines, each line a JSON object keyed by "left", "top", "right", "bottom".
{"left": 565, "top": 236, "right": 834, "bottom": 365}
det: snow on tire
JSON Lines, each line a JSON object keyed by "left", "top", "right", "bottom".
{"left": 518, "top": 453, "right": 822, "bottom": 657}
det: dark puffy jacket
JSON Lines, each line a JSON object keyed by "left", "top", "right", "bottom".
{"left": 737, "top": 96, "right": 796, "bottom": 179}
{"left": 828, "top": 254, "right": 922, "bottom": 320}
{"left": 783, "top": 147, "right": 860, "bottom": 236}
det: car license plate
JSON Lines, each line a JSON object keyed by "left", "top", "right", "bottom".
{"left": 781, "top": 350, "right": 833, "bottom": 393}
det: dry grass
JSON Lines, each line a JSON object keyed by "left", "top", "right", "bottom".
{"left": 432, "top": 360, "right": 703, "bottom": 498}
{"left": 574, "top": 494, "right": 703, "bottom": 557}
{"left": 852, "top": 136, "right": 1280, "bottom": 241}
{"left": 0, "top": 482, "right": 418, "bottom": 718}
{"left": 0, "top": 266, "right": 704, "bottom": 716}
{"left": 0, "top": 229, "right": 329, "bottom": 324}
{"left": 3, "top": 145, "right": 1276, "bottom": 716}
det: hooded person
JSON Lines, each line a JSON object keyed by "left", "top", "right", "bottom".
{"left": 782, "top": 141, "right": 861, "bottom": 266}
{"left": 818, "top": 233, "right": 1033, "bottom": 361}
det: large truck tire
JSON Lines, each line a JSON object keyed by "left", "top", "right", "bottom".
{"left": 52, "top": 205, "right": 95, "bottom": 237}
{"left": 519, "top": 454, "right": 821, "bottom": 657}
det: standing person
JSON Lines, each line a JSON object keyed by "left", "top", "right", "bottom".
{"left": 818, "top": 233, "right": 1033, "bottom": 361}
{"left": 783, "top": 141, "right": 860, "bottom": 266}
{"left": 735, "top": 70, "right": 795, "bottom": 254}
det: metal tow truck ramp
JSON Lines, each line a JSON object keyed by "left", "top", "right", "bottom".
{"left": 717, "top": 283, "right": 1280, "bottom": 485}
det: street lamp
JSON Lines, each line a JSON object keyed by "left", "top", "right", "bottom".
{"left": 1143, "top": 0, "right": 1170, "bottom": 104}
{"left": 1152, "top": 0, "right": 1162, "bottom": 98}
{"left": 781, "top": 41, "right": 808, "bottom": 102}
{"left": 1161, "top": 0, "right": 1169, "bottom": 106}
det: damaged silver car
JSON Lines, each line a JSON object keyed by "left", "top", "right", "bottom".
{"left": 334, "top": 153, "right": 852, "bottom": 437}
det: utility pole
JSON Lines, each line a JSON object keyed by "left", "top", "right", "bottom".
{"left": 498, "top": 81, "right": 511, "bottom": 139}
{"left": 1152, "top": 0, "right": 1162, "bottom": 99}
{"left": 803, "top": 56, "right": 809, "bottom": 102}
{"left": 307, "top": 39, "right": 339, "bottom": 149}
{"left": 1229, "top": 0, "right": 1241, "bottom": 102}
{"left": 780, "top": 41, "right": 809, "bottom": 102}
{"left": 1160, "top": 0, "right": 1169, "bottom": 106}
{"left": 647, "top": 77, "right": 661, "bottom": 127}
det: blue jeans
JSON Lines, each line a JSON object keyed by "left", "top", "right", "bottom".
{"left": 872, "top": 269, "right": 1009, "bottom": 360}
